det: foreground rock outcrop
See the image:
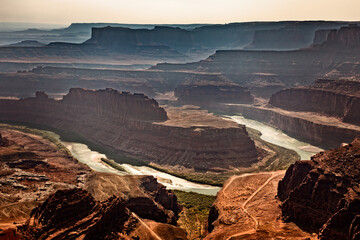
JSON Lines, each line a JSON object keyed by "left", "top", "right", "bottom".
{"left": 0, "top": 88, "right": 258, "bottom": 171}
{"left": 0, "top": 128, "right": 91, "bottom": 226}
{"left": 278, "top": 138, "right": 360, "bottom": 239}
{"left": 205, "top": 171, "right": 315, "bottom": 239}
{"left": 14, "top": 188, "right": 186, "bottom": 240}
{"left": 269, "top": 79, "right": 360, "bottom": 126}
{"left": 0, "top": 128, "right": 187, "bottom": 239}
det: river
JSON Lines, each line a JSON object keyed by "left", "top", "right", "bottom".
{"left": 45, "top": 115, "right": 323, "bottom": 196}
{"left": 48, "top": 132, "right": 221, "bottom": 196}
{"left": 227, "top": 115, "right": 323, "bottom": 160}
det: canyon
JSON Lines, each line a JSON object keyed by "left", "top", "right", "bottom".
{"left": 153, "top": 24, "right": 360, "bottom": 98}
{"left": 0, "top": 88, "right": 259, "bottom": 172}
{"left": 0, "top": 18, "right": 360, "bottom": 240}
{"left": 0, "top": 21, "right": 352, "bottom": 64}
{"left": 221, "top": 103, "right": 360, "bottom": 149}
{"left": 0, "top": 128, "right": 185, "bottom": 239}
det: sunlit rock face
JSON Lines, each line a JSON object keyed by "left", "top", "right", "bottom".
{"left": 278, "top": 138, "right": 360, "bottom": 239}
{"left": 0, "top": 88, "right": 258, "bottom": 171}
{"left": 269, "top": 79, "right": 360, "bottom": 126}
{"left": 16, "top": 187, "right": 186, "bottom": 240}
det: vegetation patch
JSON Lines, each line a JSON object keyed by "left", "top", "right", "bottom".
{"left": 0, "top": 121, "right": 146, "bottom": 166}
{"left": 246, "top": 127, "right": 300, "bottom": 171}
{"left": 100, "top": 157, "right": 126, "bottom": 172}
{"left": 174, "top": 190, "right": 216, "bottom": 240}
{"left": 0, "top": 122, "right": 71, "bottom": 156}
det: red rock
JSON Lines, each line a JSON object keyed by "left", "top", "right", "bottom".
{"left": 269, "top": 79, "right": 360, "bottom": 126}
{"left": 0, "top": 88, "right": 258, "bottom": 170}
{"left": 278, "top": 138, "right": 360, "bottom": 239}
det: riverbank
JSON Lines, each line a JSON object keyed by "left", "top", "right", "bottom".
{"left": 224, "top": 103, "right": 360, "bottom": 149}
{"left": 0, "top": 114, "right": 317, "bottom": 188}
{"left": 0, "top": 122, "right": 221, "bottom": 195}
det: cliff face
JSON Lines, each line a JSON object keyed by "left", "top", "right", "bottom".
{"left": 269, "top": 79, "right": 360, "bottom": 126}
{"left": 321, "top": 24, "right": 360, "bottom": 48}
{"left": 222, "top": 104, "right": 360, "bottom": 149}
{"left": 278, "top": 138, "right": 360, "bottom": 239}
{"left": 174, "top": 74, "right": 254, "bottom": 105}
{"left": 245, "top": 28, "right": 310, "bottom": 50}
{"left": 0, "top": 88, "right": 258, "bottom": 171}
{"left": 312, "top": 29, "right": 332, "bottom": 45}
{"left": 175, "top": 84, "right": 254, "bottom": 105}
{"left": 17, "top": 188, "right": 187, "bottom": 240}
{"left": 153, "top": 25, "right": 360, "bottom": 97}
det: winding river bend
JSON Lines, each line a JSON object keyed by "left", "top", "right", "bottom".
{"left": 45, "top": 115, "right": 323, "bottom": 196}
{"left": 228, "top": 115, "right": 323, "bottom": 160}
{"left": 48, "top": 132, "right": 221, "bottom": 196}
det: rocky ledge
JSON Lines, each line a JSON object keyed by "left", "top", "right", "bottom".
{"left": 13, "top": 188, "right": 186, "bottom": 240}
{"left": 278, "top": 138, "right": 360, "bottom": 239}
{"left": 269, "top": 79, "right": 360, "bottom": 126}
{"left": 174, "top": 74, "right": 254, "bottom": 105}
{"left": 0, "top": 129, "right": 187, "bottom": 239}
{"left": 0, "top": 88, "right": 258, "bottom": 171}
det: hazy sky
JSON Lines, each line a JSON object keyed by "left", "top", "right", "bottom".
{"left": 1, "top": 0, "right": 360, "bottom": 24}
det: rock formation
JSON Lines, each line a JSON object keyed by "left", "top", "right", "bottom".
{"left": 205, "top": 171, "right": 315, "bottom": 239}
{"left": 278, "top": 138, "right": 360, "bottom": 239}
{"left": 174, "top": 74, "right": 254, "bottom": 105}
{"left": 84, "top": 174, "right": 181, "bottom": 225}
{"left": 0, "top": 129, "right": 187, "bottom": 239}
{"left": 153, "top": 24, "right": 360, "bottom": 97}
{"left": 222, "top": 103, "right": 360, "bottom": 149}
{"left": 0, "top": 129, "right": 91, "bottom": 224}
{"left": 0, "top": 21, "right": 353, "bottom": 66}
{"left": 269, "top": 79, "right": 360, "bottom": 126}
{"left": 312, "top": 29, "right": 332, "bottom": 45}
{"left": 16, "top": 188, "right": 187, "bottom": 240}
{"left": 319, "top": 24, "right": 360, "bottom": 48}
{"left": 0, "top": 88, "right": 258, "bottom": 171}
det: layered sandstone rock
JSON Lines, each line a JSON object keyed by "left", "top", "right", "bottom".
{"left": 222, "top": 104, "right": 360, "bottom": 149}
{"left": 153, "top": 25, "right": 360, "bottom": 97}
{"left": 16, "top": 188, "right": 187, "bottom": 240}
{"left": 320, "top": 24, "right": 360, "bottom": 48}
{"left": 174, "top": 75, "right": 254, "bottom": 105}
{"left": 84, "top": 174, "right": 180, "bottom": 225}
{"left": 0, "top": 129, "right": 186, "bottom": 239}
{"left": 312, "top": 29, "right": 332, "bottom": 45}
{"left": 278, "top": 138, "right": 360, "bottom": 239}
{"left": 269, "top": 79, "right": 360, "bottom": 126}
{"left": 0, "top": 88, "right": 258, "bottom": 171}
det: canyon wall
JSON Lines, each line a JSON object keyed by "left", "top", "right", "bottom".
{"left": 321, "top": 24, "right": 360, "bottom": 48}
{"left": 269, "top": 79, "right": 360, "bottom": 126}
{"left": 278, "top": 138, "right": 360, "bottom": 239}
{"left": 174, "top": 74, "right": 254, "bottom": 105}
{"left": 175, "top": 84, "right": 253, "bottom": 105}
{"left": 153, "top": 25, "right": 360, "bottom": 97}
{"left": 222, "top": 104, "right": 360, "bottom": 149}
{"left": 0, "top": 21, "right": 353, "bottom": 65}
{"left": 0, "top": 88, "right": 258, "bottom": 171}
{"left": 312, "top": 29, "right": 332, "bottom": 45}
